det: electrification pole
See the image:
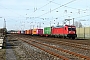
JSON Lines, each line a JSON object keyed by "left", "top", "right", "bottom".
{"left": 65, "top": 19, "right": 72, "bottom": 25}
{"left": 73, "top": 18, "right": 74, "bottom": 26}
{"left": 4, "top": 18, "right": 6, "bottom": 28}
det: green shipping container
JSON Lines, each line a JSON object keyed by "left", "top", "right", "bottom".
{"left": 44, "top": 27, "right": 51, "bottom": 34}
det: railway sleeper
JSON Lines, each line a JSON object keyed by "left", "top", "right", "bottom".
{"left": 29, "top": 39, "right": 90, "bottom": 60}
{"left": 19, "top": 38, "right": 90, "bottom": 60}
{"left": 21, "top": 39, "right": 69, "bottom": 60}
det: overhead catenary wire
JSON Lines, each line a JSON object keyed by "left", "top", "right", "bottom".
{"left": 48, "top": 0, "right": 90, "bottom": 19}
{"left": 0, "top": 0, "right": 89, "bottom": 20}
{"left": 27, "top": 0, "right": 78, "bottom": 26}
{"left": 34, "top": 0, "right": 54, "bottom": 12}
{"left": 50, "top": 1, "right": 87, "bottom": 11}
{"left": 0, "top": 5, "right": 26, "bottom": 18}
{"left": 43, "top": 0, "right": 90, "bottom": 19}
{"left": 74, "top": 14, "right": 90, "bottom": 19}
{"left": 37, "top": 0, "right": 77, "bottom": 18}
{"left": 1, "top": 0, "right": 90, "bottom": 28}
{"left": 46, "top": 0, "right": 90, "bottom": 21}
{"left": 0, "top": 5, "right": 35, "bottom": 28}
{"left": 46, "top": 0, "right": 90, "bottom": 20}
{"left": 29, "top": 0, "right": 54, "bottom": 17}
{"left": 0, "top": 0, "right": 55, "bottom": 19}
{"left": 26, "top": 0, "right": 78, "bottom": 27}
{"left": 0, "top": 0, "right": 80, "bottom": 20}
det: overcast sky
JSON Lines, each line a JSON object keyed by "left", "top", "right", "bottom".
{"left": 0, "top": 0, "right": 90, "bottom": 30}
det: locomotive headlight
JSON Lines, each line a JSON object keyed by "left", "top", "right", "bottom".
{"left": 69, "top": 31, "right": 75, "bottom": 34}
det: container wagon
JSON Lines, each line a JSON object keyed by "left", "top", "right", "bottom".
{"left": 32, "top": 29, "right": 43, "bottom": 36}
{"left": 44, "top": 27, "right": 52, "bottom": 37}
{"left": 37, "top": 29, "right": 43, "bottom": 36}
{"left": 27, "top": 30, "right": 32, "bottom": 35}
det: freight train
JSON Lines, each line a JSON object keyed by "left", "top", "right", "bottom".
{"left": 9, "top": 25, "right": 77, "bottom": 39}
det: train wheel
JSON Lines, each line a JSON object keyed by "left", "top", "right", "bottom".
{"left": 64, "top": 36, "right": 66, "bottom": 39}
{"left": 72, "top": 37, "right": 75, "bottom": 39}
{"left": 69, "top": 37, "right": 71, "bottom": 39}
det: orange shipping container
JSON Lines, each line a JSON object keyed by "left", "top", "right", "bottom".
{"left": 27, "top": 30, "right": 30, "bottom": 34}
{"left": 32, "top": 29, "right": 37, "bottom": 35}
{"left": 29, "top": 30, "right": 32, "bottom": 34}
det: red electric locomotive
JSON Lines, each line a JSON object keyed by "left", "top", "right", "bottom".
{"left": 52, "top": 25, "right": 77, "bottom": 39}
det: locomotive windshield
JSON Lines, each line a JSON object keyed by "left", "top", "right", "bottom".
{"left": 72, "top": 28, "right": 76, "bottom": 31}
{"left": 68, "top": 27, "right": 76, "bottom": 31}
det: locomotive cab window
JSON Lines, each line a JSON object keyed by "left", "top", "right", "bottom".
{"left": 72, "top": 28, "right": 76, "bottom": 31}
{"left": 68, "top": 27, "right": 76, "bottom": 31}
{"left": 68, "top": 28, "right": 72, "bottom": 31}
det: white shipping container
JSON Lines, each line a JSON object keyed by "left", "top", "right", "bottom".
{"left": 0, "top": 47, "right": 2, "bottom": 49}
{"left": 0, "top": 39, "right": 3, "bottom": 43}
{"left": 0, "top": 44, "right": 3, "bottom": 46}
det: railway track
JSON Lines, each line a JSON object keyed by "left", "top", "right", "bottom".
{"left": 16, "top": 36, "right": 90, "bottom": 60}
{"left": 27, "top": 36, "right": 90, "bottom": 57}
{"left": 10, "top": 34, "right": 90, "bottom": 60}
{"left": 18, "top": 34, "right": 90, "bottom": 51}
{"left": 29, "top": 36, "right": 90, "bottom": 51}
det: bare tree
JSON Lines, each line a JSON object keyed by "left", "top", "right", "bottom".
{"left": 74, "top": 21, "right": 82, "bottom": 28}
{"left": 74, "top": 21, "right": 79, "bottom": 27}
{"left": 78, "top": 22, "right": 83, "bottom": 28}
